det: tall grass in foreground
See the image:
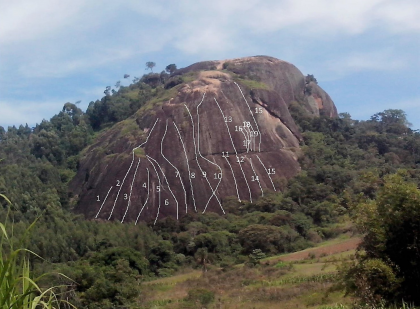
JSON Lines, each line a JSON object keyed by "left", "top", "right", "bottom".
{"left": 0, "top": 196, "right": 75, "bottom": 308}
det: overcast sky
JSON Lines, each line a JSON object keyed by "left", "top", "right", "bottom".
{"left": 1, "top": 0, "right": 419, "bottom": 129}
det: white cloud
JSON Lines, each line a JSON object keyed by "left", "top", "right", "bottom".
{"left": 375, "top": 0, "right": 420, "bottom": 32}
{"left": 325, "top": 50, "right": 407, "bottom": 78}
{"left": 17, "top": 47, "right": 135, "bottom": 78}
{"left": 2, "top": 0, "right": 419, "bottom": 55}
{"left": 0, "top": 0, "right": 418, "bottom": 80}
{"left": 1, "top": 0, "right": 419, "bottom": 128}
{"left": 0, "top": 0, "right": 88, "bottom": 45}
{"left": 0, "top": 100, "right": 66, "bottom": 127}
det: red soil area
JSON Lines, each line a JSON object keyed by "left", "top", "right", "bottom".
{"left": 270, "top": 237, "right": 361, "bottom": 263}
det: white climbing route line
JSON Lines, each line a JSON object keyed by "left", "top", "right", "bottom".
{"left": 121, "top": 158, "right": 141, "bottom": 223}
{"left": 135, "top": 167, "right": 150, "bottom": 225}
{"left": 107, "top": 118, "right": 159, "bottom": 220}
{"left": 224, "top": 156, "right": 241, "bottom": 202}
{"left": 146, "top": 154, "right": 179, "bottom": 220}
{"left": 161, "top": 119, "right": 187, "bottom": 218}
{"left": 214, "top": 98, "right": 252, "bottom": 202}
{"left": 248, "top": 157, "right": 263, "bottom": 197}
{"left": 197, "top": 95, "right": 225, "bottom": 214}
{"left": 95, "top": 82, "right": 279, "bottom": 222}
{"left": 147, "top": 157, "right": 162, "bottom": 225}
{"left": 213, "top": 98, "right": 241, "bottom": 202}
{"left": 184, "top": 100, "right": 223, "bottom": 211}
{"left": 173, "top": 121, "right": 197, "bottom": 212}
{"left": 108, "top": 152, "right": 135, "bottom": 220}
{"left": 234, "top": 81, "right": 262, "bottom": 152}
{"left": 95, "top": 186, "right": 113, "bottom": 218}
{"left": 133, "top": 118, "right": 160, "bottom": 150}
{"left": 240, "top": 128, "right": 250, "bottom": 153}
{"left": 256, "top": 154, "right": 276, "bottom": 191}
{"left": 243, "top": 125, "right": 254, "bottom": 152}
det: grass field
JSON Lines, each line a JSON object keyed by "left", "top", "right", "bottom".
{"left": 138, "top": 236, "right": 360, "bottom": 308}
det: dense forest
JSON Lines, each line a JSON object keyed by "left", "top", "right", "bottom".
{"left": 1, "top": 69, "right": 420, "bottom": 308}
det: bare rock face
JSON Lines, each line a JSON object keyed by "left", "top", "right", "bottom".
{"left": 70, "top": 56, "right": 338, "bottom": 224}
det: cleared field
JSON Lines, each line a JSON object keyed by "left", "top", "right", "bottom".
{"left": 267, "top": 236, "right": 360, "bottom": 263}
{"left": 139, "top": 236, "right": 359, "bottom": 308}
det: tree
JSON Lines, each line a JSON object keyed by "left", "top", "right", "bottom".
{"left": 145, "top": 61, "right": 156, "bottom": 72}
{"left": 370, "top": 109, "right": 411, "bottom": 134}
{"left": 305, "top": 74, "right": 318, "bottom": 84}
{"left": 0, "top": 197, "right": 76, "bottom": 308}
{"left": 195, "top": 248, "right": 209, "bottom": 272}
{"left": 165, "top": 64, "right": 177, "bottom": 74}
{"left": 160, "top": 70, "right": 169, "bottom": 84}
{"left": 62, "top": 102, "right": 83, "bottom": 125}
{"left": 123, "top": 74, "right": 130, "bottom": 79}
{"left": 0, "top": 126, "right": 5, "bottom": 141}
{"left": 248, "top": 249, "right": 266, "bottom": 266}
{"left": 343, "top": 172, "right": 420, "bottom": 305}
{"left": 238, "top": 224, "right": 288, "bottom": 254}
{"left": 141, "top": 73, "right": 161, "bottom": 88}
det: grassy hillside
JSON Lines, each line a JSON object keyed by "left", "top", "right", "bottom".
{"left": 139, "top": 235, "right": 358, "bottom": 308}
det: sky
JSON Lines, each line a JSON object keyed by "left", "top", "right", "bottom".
{"left": 0, "top": 0, "right": 419, "bottom": 130}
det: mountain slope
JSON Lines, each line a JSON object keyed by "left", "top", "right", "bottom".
{"left": 70, "top": 56, "right": 337, "bottom": 223}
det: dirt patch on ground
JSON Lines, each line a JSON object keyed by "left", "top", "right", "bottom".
{"left": 199, "top": 70, "right": 230, "bottom": 80}
{"left": 273, "top": 237, "right": 360, "bottom": 263}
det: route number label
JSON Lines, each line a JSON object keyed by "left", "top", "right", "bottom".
{"left": 255, "top": 107, "right": 263, "bottom": 114}
{"left": 214, "top": 173, "right": 222, "bottom": 179}
{"left": 235, "top": 126, "right": 243, "bottom": 132}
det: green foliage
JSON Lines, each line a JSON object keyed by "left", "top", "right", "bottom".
{"left": 370, "top": 109, "right": 411, "bottom": 134}
{"left": 186, "top": 288, "right": 215, "bottom": 306}
{"left": 248, "top": 249, "right": 266, "bottom": 266}
{"left": 164, "top": 76, "right": 183, "bottom": 89}
{"left": 305, "top": 74, "right": 318, "bottom": 84}
{"left": 1, "top": 58, "right": 420, "bottom": 308}
{"left": 68, "top": 258, "right": 142, "bottom": 308}
{"left": 238, "top": 224, "right": 301, "bottom": 254}
{"left": 165, "top": 63, "right": 177, "bottom": 74}
{"left": 340, "top": 258, "right": 400, "bottom": 307}
{"left": 0, "top": 213, "right": 75, "bottom": 308}
{"left": 341, "top": 173, "right": 420, "bottom": 306}
{"left": 234, "top": 77, "right": 269, "bottom": 90}
{"left": 145, "top": 61, "right": 156, "bottom": 72}
{"left": 133, "top": 147, "right": 145, "bottom": 158}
